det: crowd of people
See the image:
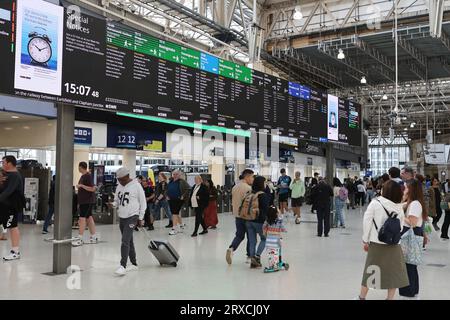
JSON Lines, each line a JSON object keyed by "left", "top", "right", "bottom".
{"left": 1, "top": 155, "right": 450, "bottom": 296}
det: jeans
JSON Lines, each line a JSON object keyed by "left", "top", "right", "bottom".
{"left": 348, "top": 193, "right": 355, "bottom": 209}
{"left": 399, "top": 226, "right": 423, "bottom": 297}
{"left": 119, "top": 215, "right": 139, "bottom": 268}
{"left": 43, "top": 205, "right": 55, "bottom": 232}
{"left": 317, "top": 207, "right": 331, "bottom": 236}
{"left": 366, "top": 190, "right": 374, "bottom": 204}
{"left": 229, "top": 217, "right": 250, "bottom": 257}
{"left": 154, "top": 199, "right": 172, "bottom": 221}
{"left": 246, "top": 221, "right": 266, "bottom": 257}
{"left": 193, "top": 206, "right": 207, "bottom": 234}
{"left": 441, "top": 210, "right": 450, "bottom": 238}
{"left": 334, "top": 198, "right": 345, "bottom": 227}
{"left": 144, "top": 203, "right": 156, "bottom": 226}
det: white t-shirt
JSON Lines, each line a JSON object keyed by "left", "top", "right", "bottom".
{"left": 357, "top": 184, "right": 366, "bottom": 193}
{"left": 191, "top": 184, "right": 201, "bottom": 208}
{"left": 113, "top": 180, "right": 147, "bottom": 220}
{"left": 405, "top": 200, "right": 423, "bottom": 228}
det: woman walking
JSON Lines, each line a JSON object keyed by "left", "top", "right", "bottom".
{"left": 399, "top": 178, "right": 428, "bottom": 299}
{"left": 246, "top": 176, "right": 269, "bottom": 269}
{"left": 154, "top": 172, "right": 173, "bottom": 228}
{"left": 357, "top": 180, "right": 408, "bottom": 300}
{"left": 189, "top": 175, "right": 209, "bottom": 237}
{"left": 333, "top": 178, "right": 347, "bottom": 228}
{"left": 203, "top": 179, "right": 219, "bottom": 229}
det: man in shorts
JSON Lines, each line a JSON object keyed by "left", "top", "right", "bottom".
{"left": 0, "top": 156, "right": 25, "bottom": 261}
{"left": 277, "top": 169, "right": 291, "bottom": 215}
{"left": 72, "top": 162, "right": 99, "bottom": 247}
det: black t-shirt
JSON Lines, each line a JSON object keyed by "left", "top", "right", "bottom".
{"left": 0, "top": 171, "right": 24, "bottom": 211}
{"left": 78, "top": 173, "right": 95, "bottom": 205}
{"left": 143, "top": 186, "right": 155, "bottom": 203}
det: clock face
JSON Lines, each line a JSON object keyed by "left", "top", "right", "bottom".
{"left": 27, "top": 37, "right": 52, "bottom": 64}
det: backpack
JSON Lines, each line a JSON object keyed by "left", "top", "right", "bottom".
{"left": 373, "top": 199, "right": 402, "bottom": 245}
{"left": 339, "top": 187, "right": 348, "bottom": 201}
{"left": 238, "top": 191, "right": 264, "bottom": 221}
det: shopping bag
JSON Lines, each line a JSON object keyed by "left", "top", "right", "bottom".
{"left": 400, "top": 228, "right": 424, "bottom": 266}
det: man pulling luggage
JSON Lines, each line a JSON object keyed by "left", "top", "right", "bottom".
{"left": 109, "top": 167, "right": 147, "bottom": 276}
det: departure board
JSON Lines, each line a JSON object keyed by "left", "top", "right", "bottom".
{"left": 0, "top": 0, "right": 362, "bottom": 146}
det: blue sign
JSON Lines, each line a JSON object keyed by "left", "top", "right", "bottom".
{"left": 288, "top": 82, "right": 300, "bottom": 98}
{"left": 319, "top": 137, "right": 328, "bottom": 143}
{"left": 366, "top": 171, "right": 373, "bottom": 177}
{"left": 200, "top": 52, "right": 219, "bottom": 74}
{"left": 74, "top": 127, "right": 92, "bottom": 145}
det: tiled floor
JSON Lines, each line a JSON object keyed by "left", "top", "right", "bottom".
{"left": 1, "top": 205, "right": 449, "bottom": 300}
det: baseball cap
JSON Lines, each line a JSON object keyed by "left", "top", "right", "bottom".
{"left": 116, "top": 167, "right": 130, "bottom": 179}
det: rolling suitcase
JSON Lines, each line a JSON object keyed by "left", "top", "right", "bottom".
{"left": 141, "top": 229, "right": 180, "bottom": 267}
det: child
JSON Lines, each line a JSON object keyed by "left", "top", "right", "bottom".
{"left": 263, "top": 206, "right": 289, "bottom": 272}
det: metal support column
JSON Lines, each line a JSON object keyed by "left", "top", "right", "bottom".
{"left": 326, "top": 144, "right": 335, "bottom": 184}
{"left": 53, "top": 104, "right": 74, "bottom": 274}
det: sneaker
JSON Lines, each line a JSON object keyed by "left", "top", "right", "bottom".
{"left": 199, "top": 230, "right": 208, "bottom": 235}
{"left": 114, "top": 266, "right": 127, "bottom": 276}
{"left": 352, "top": 296, "right": 366, "bottom": 300}
{"left": 72, "top": 238, "right": 83, "bottom": 247}
{"left": 245, "top": 256, "right": 251, "bottom": 264}
{"left": 433, "top": 224, "right": 440, "bottom": 232}
{"left": 295, "top": 217, "right": 301, "bottom": 224}
{"left": 250, "top": 257, "right": 262, "bottom": 269}
{"left": 88, "top": 236, "right": 99, "bottom": 244}
{"left": 226, "top": 248, "right": 234, "bottom": 265}
{"left": 340, "top": 225, "right": 346, "bottom": 229}
{"left": 180, "top": 223, "right": 186, "bottom": 229}
{"left": 165, "top": 223, "right": 173, "bottom": 229}
{"left": 147, "top": 225, "right": 154, "bottom": 231}
{"left": 42, "top": 230, "right": 49, "bottom": 235}
{"left": 441, "top": 236, "right": 449, "bottom": 241}
{"left": 169, "top": 229, "right": 178, "bottom": 236}
{"left": 3, "top": 250, "right": 20, "bottom": 261}
{"left": 126, "top": 264, "right": 138, "bottom": 272}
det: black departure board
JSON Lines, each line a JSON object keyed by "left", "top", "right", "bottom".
{"left": 0, "top": 0, "right": 362, "bottom": 146}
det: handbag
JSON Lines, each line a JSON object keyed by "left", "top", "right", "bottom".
{"left": 400, "top": 228, "right": 424, "bottom": 266}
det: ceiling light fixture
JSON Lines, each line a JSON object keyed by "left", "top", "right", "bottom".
{"left": 382, "top": 94, "right": 388, "bottom": 100}
{"left": 293, "top": 6, "right": 303, "bottom": 20}
{"left": 360, "top": 76, "right": 367, "bottom": 84}
{"left": 337, "top": 48, "right": 345, "bottom": 60}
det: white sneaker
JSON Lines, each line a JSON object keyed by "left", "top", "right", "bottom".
{"left": 72, "top": 238, "right": 83, "bottom": 247}
{"left": 3, "top": 250, "right": 20, "bottom": 261}
{"left": 295, "top": 217, "right": 301, "bottom": 224}
{"left": 245, "top": 256, "right": 251, "bottom": 264}
{"left": 126, "top": 264, "right": 138, "bottom": 272}
{"left": 169, "top": 229, "right": 178, "bottom": 236}
{"left": 88, "top": 236, "right": 99, "bottom": 244}
{"left": 114, "top": 266, "right": 126, "bottom": 276}
{"left": 226, "top": 248, "right": 234, "bottom": 265}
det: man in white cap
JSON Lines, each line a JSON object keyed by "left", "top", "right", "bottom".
{"left": 110, "top": 167, "right": 147, "bottom": 276}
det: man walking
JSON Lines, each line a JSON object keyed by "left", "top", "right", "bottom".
{"left": 167, "top": 170, "right": 190, "bottom": 235}
{"left": 226, "top": 169, "right": 254, "bottom": 265}
{"left": 0, "top": 156, "right": 25, "bottom": 261}
{"left": 72, "top": 162, "right": 98, "bottom": 247}
{"left": 110, "top": 168, "right": 147, "bottom": 276}
{"left": 42, "top": 175, "right": 56, "bottom": 234}
{"left": 277, "top": 169, "right": 292, "bottom": 215}
{"left": 311, "top": 177, "right": 333, "bottom": 237}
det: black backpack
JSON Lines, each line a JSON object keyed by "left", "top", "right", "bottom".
{"left": 373, "top": 199, "right": 402, "bottom": 245}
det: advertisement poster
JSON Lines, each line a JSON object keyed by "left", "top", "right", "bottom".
{"left": 14, "top": 0, "right": 63, "bottom": 95}
{"left": 327, "top": 94, "right": 339, "bottom": 141}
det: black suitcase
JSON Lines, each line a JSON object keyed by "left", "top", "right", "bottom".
{"left": 141, "top": 229, "right": 180, "bottom": 267}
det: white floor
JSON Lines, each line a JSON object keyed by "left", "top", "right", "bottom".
{"left": 1, "top": 205, "right": 450, "bottom": 300}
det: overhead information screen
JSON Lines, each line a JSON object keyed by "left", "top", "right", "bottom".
{"left": 0, "top": 0, "right": 362, "bottom": 146}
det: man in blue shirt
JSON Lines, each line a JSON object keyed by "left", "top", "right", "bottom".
{"left": 168, "top": 170, "right": 190, "bottom": 235}
{"left": 277, "top": 168, "right": 291, "bottom": 215}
